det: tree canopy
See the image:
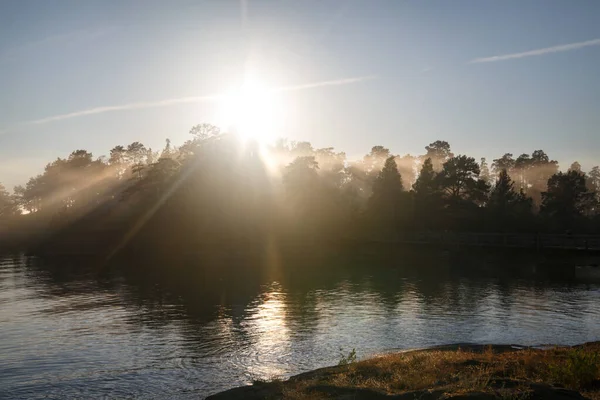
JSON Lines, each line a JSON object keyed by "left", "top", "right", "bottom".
{"left": 1, "top": 126, "right": 599, "bottom": 257}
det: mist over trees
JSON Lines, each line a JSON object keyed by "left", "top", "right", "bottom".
{"left": 0, "top": 124, "right": 599, "bottom": 258}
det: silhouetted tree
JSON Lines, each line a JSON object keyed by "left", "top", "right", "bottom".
{"left": 438, "top": 155, "right": 489, "bottom": 204}
{"left": 435, "top": 156, "right": 489, "bottom": 230}
{"left": 541, "top": 170, "right": 597, "bottom": 231}
{"left": 370, "top": 156, "right": 403, "bottom": 200}
{"left": 412, "top": 158, "right": 442, "bottom": 229}
{"left": 13, "top": 177, "right": 43, "bottom": 214}
{"left": 529, "top": 150, "right": 558, "bottom": 200}
{"left": 507, "top": 150, "right": 559, "bottom": 206}
{"left": 125, "top": 142, "right": 147, "bottom": 165}
{"left": 345, "top": 146, "right": 393, "bottom": 202}
{"left": 145, "top": 158, "right": 181, "bottom": 196}
{"left": 109, "top": 145, "right": 128, "bottom": 179}
{"left": 124, "top": 142, "right": 148, "bottom": 181}
{"left": 489, "top": 170, "right": 515, "bottom": 208}
{"left": 514, "top": 153, "right": 532, "bottom": 192}
{"left": 424, "top": 140, "right": 453, "bottom": 171}
{"left": 368, "top": 156, "right": 406, "bottom": 233}
{"left": 4, "top": 123, "right": 600, "bottom": 257}
{"left": 487, "top": 169, "right": 533, "bottom": 231}
{"left": 189, "top": 123, "right": 220, "bottom": 140}
{"left": 0, "top": 183, "right": 17, "bottom": 219}
{"left": 412, "top": 158, "right": 437, "bottom": 197}
{"left": 492, "top": 153, "right": 515, "bottom": 177}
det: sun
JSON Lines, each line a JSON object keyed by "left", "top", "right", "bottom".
{"left": 218, "top": 80, "right": 279, "bottom": 144}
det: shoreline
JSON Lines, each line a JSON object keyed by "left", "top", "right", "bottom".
{"left": 207, "top": 342, "right": 600, "bottom": 399}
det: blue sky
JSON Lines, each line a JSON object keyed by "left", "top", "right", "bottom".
{"left": 1, "top": 0, "right": 600, "bottom": 189}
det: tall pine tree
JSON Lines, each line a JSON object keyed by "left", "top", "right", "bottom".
{"left": 413, "top": 158, "right": 436, "bottom": 196}
{"left": 368, "top": 156, "right": 405, "bottom": 232}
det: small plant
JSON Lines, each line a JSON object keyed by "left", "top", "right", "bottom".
{"left": 548, "top": 349, "right": 599, "bottom": 388}
{"left": 338, "top": 348, "right": 357, "bottom": 366}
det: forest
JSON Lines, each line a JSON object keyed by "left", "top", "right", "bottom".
{"left": 0, "top": 124, "right": 599, "bottom": 262}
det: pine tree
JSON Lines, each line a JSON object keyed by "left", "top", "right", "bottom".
{"left": 368, "top": 156, "right": 404, "bottom": 227}
{"left": 372, "top": 156, "right": 403, "bottom": 196}
{"left": 489, "top": 169, "right": 517, "bottom": 209}
{"left": 487, "top": 169, "right": 533, "bottom": 231}
{"left": 413, "top": 158, "right": 436, "bottom": 196}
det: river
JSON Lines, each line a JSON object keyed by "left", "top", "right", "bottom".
{"left": 1, "top": 255, "right": 599, "bottom": 399}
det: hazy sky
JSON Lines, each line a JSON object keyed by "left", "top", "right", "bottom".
{"left": 1, "top": 0, "right": 600, "bottom": 189}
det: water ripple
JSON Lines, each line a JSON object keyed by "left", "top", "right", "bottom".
{"left": 1, "top": 257, "right": 600, "bottom": 398}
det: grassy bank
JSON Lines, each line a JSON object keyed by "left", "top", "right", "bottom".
{"left": 208, "top": 342, "right": 600, "bottom": 399}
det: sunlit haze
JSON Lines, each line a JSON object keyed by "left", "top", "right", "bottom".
{"left": 2, "top": 1, "right": 600, "bottom": 188}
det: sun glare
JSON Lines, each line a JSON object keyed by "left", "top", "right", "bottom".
{"left": 218, "top": 81, "right": 280, "bottom": 144}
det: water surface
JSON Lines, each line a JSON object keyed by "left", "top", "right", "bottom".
{"left": 1, "top": 255, "right": 599, "bottom": 399}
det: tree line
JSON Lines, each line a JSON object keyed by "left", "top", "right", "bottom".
{"left": 1, "top": 124, "right": 599, "bottom": 257}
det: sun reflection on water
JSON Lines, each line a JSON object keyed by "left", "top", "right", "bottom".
{"left": 243, "top": 282, "right": 290, "bottom": 379}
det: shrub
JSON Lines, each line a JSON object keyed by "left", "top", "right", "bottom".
{"left": 548, "top": 348, "right": 599, "bottom": 388}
